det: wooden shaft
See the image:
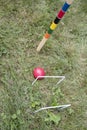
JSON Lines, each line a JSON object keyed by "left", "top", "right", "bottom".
{"left": 66, "top": 0, "right": 73, "bottom": 4}
{"left": 36, "top": 37, "right": 47, "bottom": 52}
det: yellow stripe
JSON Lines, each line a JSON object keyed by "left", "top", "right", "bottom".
{"left": 50, "top": 22, "right": 57, "bottom": 30}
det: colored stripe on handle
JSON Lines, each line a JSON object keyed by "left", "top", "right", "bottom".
{"left": 48, "top": 28, "right": 53, "bottom": 34}
{"left": 62, "top": 2, "right": 70, "bottom": 12}
{"left": 50, "top": 22, "right": 57, "bottom": 30}
{"left": 57, "top": 9, "right": 65, "bottom": 19}
{"left": 54, "top": 17, "right": 60, "bottom": 24}
{"left": 44, "top": 33, "right": 50, "bottom": 39}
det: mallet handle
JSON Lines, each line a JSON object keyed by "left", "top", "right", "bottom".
{"left": 37, "top": 0, "right": 73, "bottom": 52}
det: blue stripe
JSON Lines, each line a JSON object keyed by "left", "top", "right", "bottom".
{"left": 62, "top": 2, "right": 70, "bottom": 12}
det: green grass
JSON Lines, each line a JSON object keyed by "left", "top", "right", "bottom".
{"left": 0, "top": 0, "right": 87, "bottom": 130}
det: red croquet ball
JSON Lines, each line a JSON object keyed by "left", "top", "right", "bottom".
{"left": 33, "top": 67, "right": 45, "bottom": 79}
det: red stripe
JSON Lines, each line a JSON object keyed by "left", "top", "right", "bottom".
{"left": 57, "top": 9, "right": 65, "bottom": 19}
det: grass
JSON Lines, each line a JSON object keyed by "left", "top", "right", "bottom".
{"left": 0, "top": 0, "right": 87, "bottom": 130}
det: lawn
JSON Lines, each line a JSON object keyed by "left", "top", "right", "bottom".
{"left": 0, "top": 0, "right": 87, "bottom": 130}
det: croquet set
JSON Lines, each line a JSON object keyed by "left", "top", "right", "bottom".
{"left": 32, "top": 0, "right": 73, "bottom": 113}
